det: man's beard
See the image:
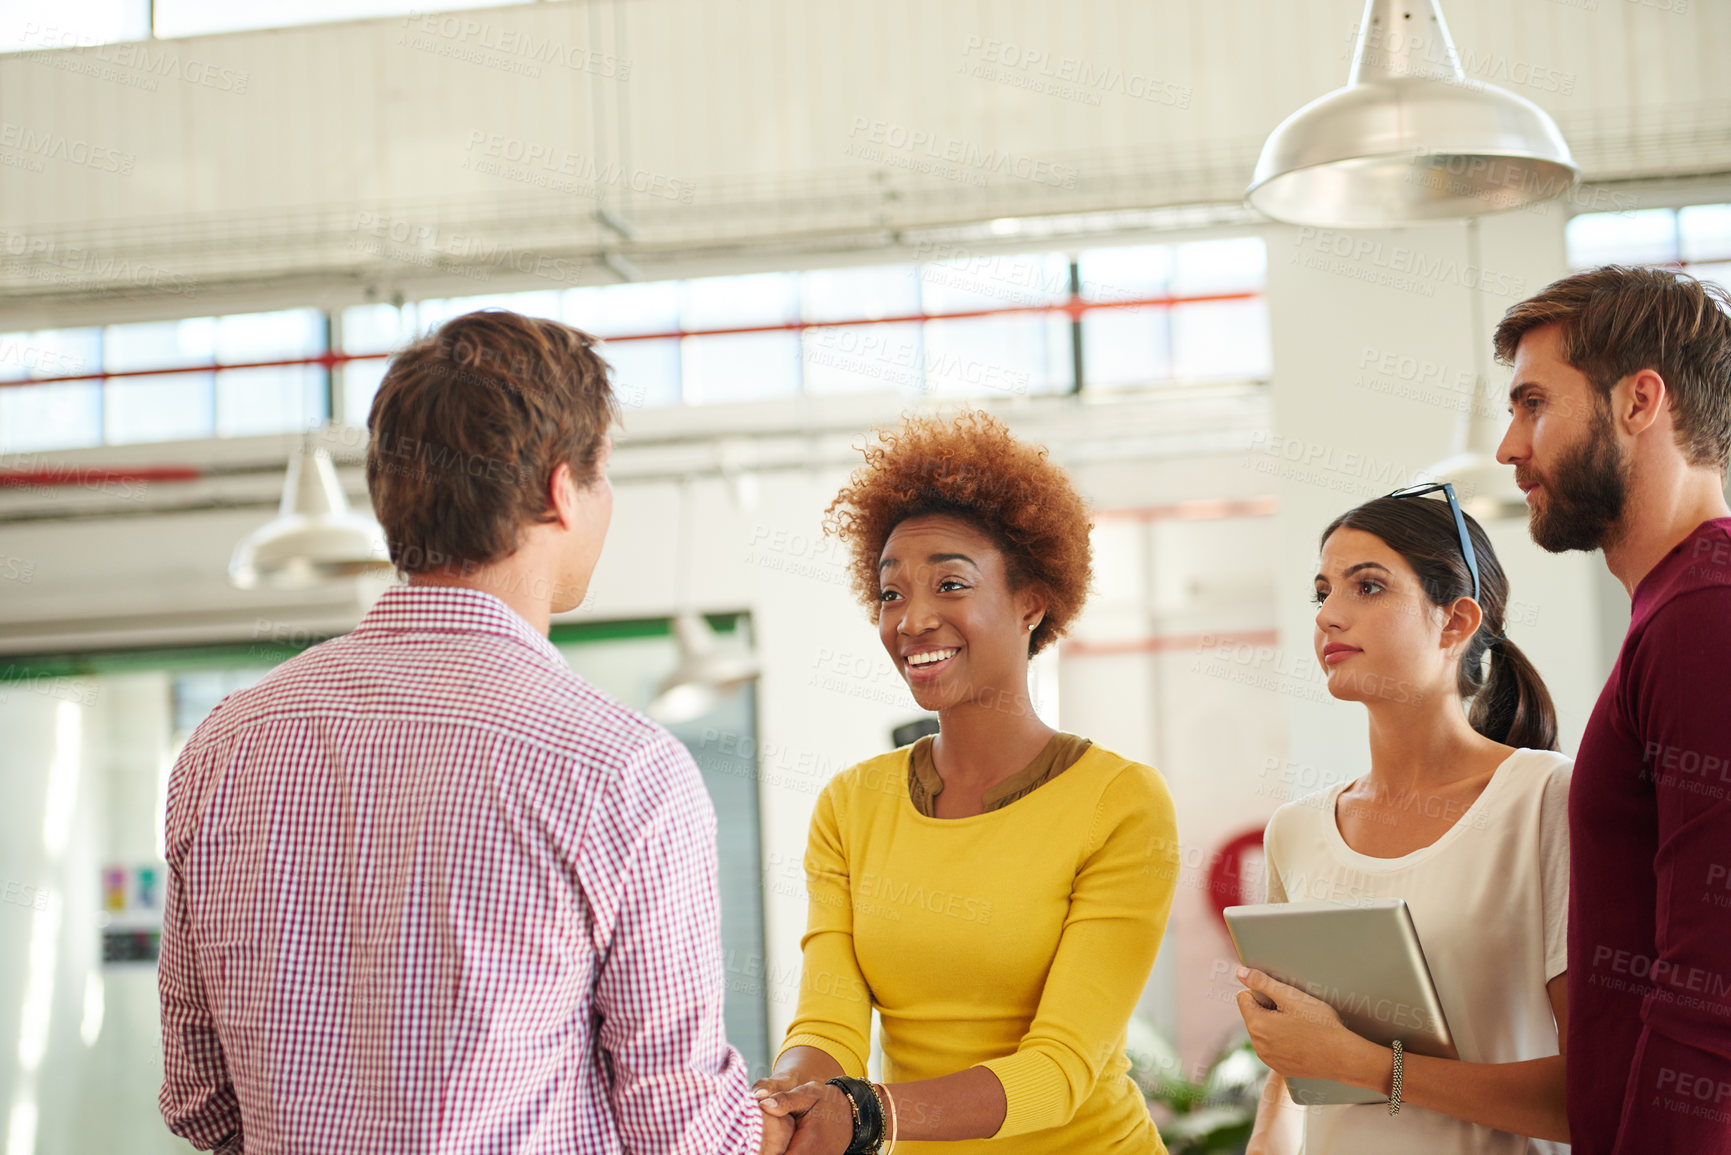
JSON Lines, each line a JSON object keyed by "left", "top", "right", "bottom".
{"left": 1526, "top": 405, "right": 1630, "bottom": 554}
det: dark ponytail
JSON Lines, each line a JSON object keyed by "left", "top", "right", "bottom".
{"left": 1322, "top": 498, "right": 1559, "bottom": 752}
{"left": 1471, "top": 637, "right": 1558, "bottom": 752}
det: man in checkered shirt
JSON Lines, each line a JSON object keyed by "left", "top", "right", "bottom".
{"left": 158, "top": 311, "right": 787, "bottom": 1155}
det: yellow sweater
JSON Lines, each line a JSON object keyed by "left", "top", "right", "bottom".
{"left": 778, "top": 741, "right": 1180, "bottom": 1152}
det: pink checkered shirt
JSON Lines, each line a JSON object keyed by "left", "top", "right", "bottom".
{"left": 159, "top": 585, "right": 763, "bottom": 1155}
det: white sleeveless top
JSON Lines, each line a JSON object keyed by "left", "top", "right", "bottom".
{"left": 1263, "top": 748, "right": 1572, "bottom": 1155}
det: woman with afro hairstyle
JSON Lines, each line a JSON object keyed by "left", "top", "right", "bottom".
{"left": 755, "top": 411, "right": 1180, "bottom": 1154}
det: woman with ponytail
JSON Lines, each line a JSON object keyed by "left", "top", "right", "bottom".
{"left": 1240, "top": 486, "right": 1571, "bottom": 1155}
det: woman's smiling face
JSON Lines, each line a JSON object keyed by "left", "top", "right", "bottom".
{"left": 877, "top": 513, "right": 1044, "bottom": 713}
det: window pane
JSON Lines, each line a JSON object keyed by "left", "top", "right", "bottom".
{"left": 104, "top": 317, "right": 215, "bottom": 373}
{"left": 922, "top": 252, "right": 1069, "bottom": 312}
{"left": 683, "top": 333, "right": 801, "bottom": 405}
{"left": 922, "top": 316, "right": 1070, "bottom": 398}
{"left": 0, "top": 328, "right": 97, "bottom": 384}
{"left": 0, "top": 380, "right": 103, "bottom": 454}
{"left": 1567, "top": 209, "right": 1678, "bottom": 267}
{"left": 1082, "top": 307, "right": 1172, "bottom": 390}
{"left": 568, "top": 282, "right": 681, "bottom": 337}
{"left": 802, "top": 265, "right": 921, "bottom": 322}
{"left": 1685, "top": 261, "right": 1731, "bottom": 298}
{"left": 598, "top": 338, "right": 681, "bottom": 409}
{"left": 1078, "top": 245, "right": 1171, "bottom": 303}
{"left": 104, "top": 318, "right": 216, "bottom": 443}
{"left": 214, "top": 309, "right": 327, "bottom": 437}
{"left": 341, "top": 304, "right": 416, "bottom": 354}
{"left": 0, "top": 0, "right": 149, "bottom": 51}
{"left": 683, "top": 273, "right": 800, "bottom": 329}
{"left": 1172, "top": 299, "right": 1271, "bottom": 381}
{"left": 1678, "top": 204, "right": 1731, "bottom": 264}
{"left": 106, "top": 375, "right": 215, "bottom": 443}
{"left": 804, "top": 324, "right": 923, "bottom": 397}
{"left": 216, "top": 368, "right": 325, "bottom": 437}
{"left": 0, "top": 329, "right": 104, "bottom": 453}
{"left": 339, "top": 305, "right": 413, "bottom": 429}
{"left": 342, "top": 358, "right": 387, "bottom": 429}
{"left": 153, "top": 0, "right": 524, "bottom": 38}
{"left": 215, "top": 308, "right": 323, "bottom": 363}
{"left": 1172, "top": 237, "right": 1267, "bottom": 295}
{"left": 419, "top": 290, "right": 564, "bottom": 329}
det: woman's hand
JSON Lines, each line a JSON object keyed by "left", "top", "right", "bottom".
{"left": 757, "top": 1081, "right": 857, "bottom": 1155}
{"left": 1234, "top": 966, "right": 1388, "bottom": 1091}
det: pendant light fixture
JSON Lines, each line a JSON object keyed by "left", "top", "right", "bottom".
{"left": 648, "top": 610, "right": 762, "bottom": 725}
{"left": 1422, "top": 219, "right": 1529, "bottom": 521}
{"left": 646, "top": 479, "right": 760, "bottom": 724}
{"left": 229, "top": 438, "right": 392, "bottom": 589}
{"left": 1247, "top": 0, "right": 1578, "bottom": 227}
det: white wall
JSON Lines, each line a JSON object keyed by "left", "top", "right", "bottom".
{"left": 0, "top": 673, "right": 189, "bottom": 1155}
{"left": 0, "top": 384, "right": 1281, "bottom": 1075}
{"left": 0, "top": 0, "right": 1708, "bottom": 1113}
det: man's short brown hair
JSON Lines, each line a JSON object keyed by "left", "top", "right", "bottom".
{"left": 1493, "top": 265, "right": 1731, "bottom": 472}
{"left": 366, "top": 309, "right": 618, "bottom": 575}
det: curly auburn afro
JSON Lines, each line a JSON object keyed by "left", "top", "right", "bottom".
{"left": 823, "top": 410, "right": 1093, "bottom": 656}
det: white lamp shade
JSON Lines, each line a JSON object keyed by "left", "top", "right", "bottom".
{"left": 647, "top": 611, "right": 760, "bottom": 724}
{"left": 1426, "top": 450, "right": 1529, "bottom": 522}
{"left": 230, "top": 446, "right": 392, "bottom": 589}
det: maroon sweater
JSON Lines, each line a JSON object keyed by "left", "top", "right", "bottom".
{"left": 1569, "top": 517, "right": 1731, "bottom": 1153}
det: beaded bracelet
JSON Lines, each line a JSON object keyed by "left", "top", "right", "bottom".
{"left": 871, "top": 1083, "right": 897, "bottom": 1154}
{"left": 1388, "top": 1039, "right": 1405, "bottom": 1117}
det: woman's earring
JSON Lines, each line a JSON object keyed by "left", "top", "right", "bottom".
{"left": 1028, "top": 622, "right": 1038, "bottom": 631}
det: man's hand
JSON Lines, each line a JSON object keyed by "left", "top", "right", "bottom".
{"left": 757, "top": 1106, "right": 795, "bottom": 1155}
{"left": 757, "top": 1081, "right": 855, "bottom": 1155}
{"left": 752, "top": 1073, "right": 802, "bottom": 1100}
{"left": 1234, "top": 965, "right": 1386, "bottom": 1090}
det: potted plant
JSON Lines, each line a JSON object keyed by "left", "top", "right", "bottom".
{"left": 1126, "top": 1014, "right": 1268, "bottom": 1155}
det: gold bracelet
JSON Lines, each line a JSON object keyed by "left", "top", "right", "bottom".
{"left": 872, "top": 1083, "right": 897, "bottom": 1154}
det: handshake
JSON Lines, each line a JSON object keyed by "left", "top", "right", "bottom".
{"left": 751, "top": 1074, "right": 882, "bottom": 1155}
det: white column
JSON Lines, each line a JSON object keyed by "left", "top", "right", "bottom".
{"left": 1264, "top": 199, "right": 1607, "bottom": 787}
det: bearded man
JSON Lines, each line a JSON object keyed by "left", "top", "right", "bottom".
{"left": 1495, "top": 266, "right": 1731, "bottom": 1154}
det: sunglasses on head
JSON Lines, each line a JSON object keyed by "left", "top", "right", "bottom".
{"left": 1384, "top": 481, "right": 1481, "bottom": 603}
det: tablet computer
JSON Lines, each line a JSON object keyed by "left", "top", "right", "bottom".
{"left": 1223, "top": 898, "right": 1457, "bottom": 1106}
